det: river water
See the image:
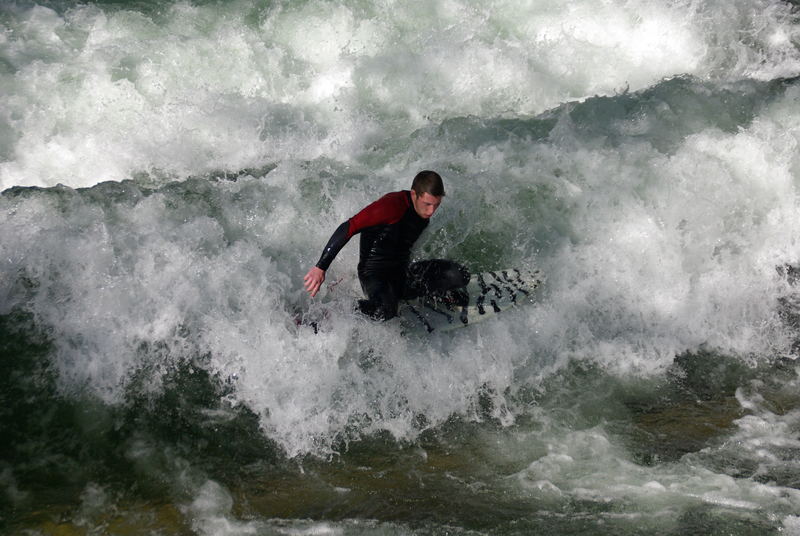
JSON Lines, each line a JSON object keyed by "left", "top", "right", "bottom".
{"left": 2, "top": 1, "right": 800, "bottom": 534}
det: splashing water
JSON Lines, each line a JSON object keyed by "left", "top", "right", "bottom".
{"left": 3, "top": 1, "right": 800, "bottom": 534}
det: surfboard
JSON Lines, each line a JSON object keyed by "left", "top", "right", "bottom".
{"left": 397, "top": 268, "right": 543, "bottom": 333}
{"left": 294, "top": 267, "right": 543, "bottom": 334}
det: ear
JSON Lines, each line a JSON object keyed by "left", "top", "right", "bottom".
{"left": 410, "top": 189, "right": 418, "bottom": 202}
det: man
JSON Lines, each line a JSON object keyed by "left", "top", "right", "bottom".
{"left": 303, "top": 170, "right": 469, "bottom": 320}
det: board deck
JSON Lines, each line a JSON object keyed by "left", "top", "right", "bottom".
{"left": 398, "top": 268, "right": 543, "bottom": 333}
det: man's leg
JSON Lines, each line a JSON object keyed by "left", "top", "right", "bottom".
{"left": 358, "top": 271, "right": 404, "bottom": 321}
{"left": 404, "top": 260, "right": 470, "bottom": 303}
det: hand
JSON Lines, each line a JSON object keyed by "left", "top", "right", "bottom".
{"left": 303, "top": 266, "right": 326, "bottom": 297}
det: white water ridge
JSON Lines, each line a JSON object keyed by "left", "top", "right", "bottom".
{"left": 1, "top": 0, "right": 799, "bottom": 189}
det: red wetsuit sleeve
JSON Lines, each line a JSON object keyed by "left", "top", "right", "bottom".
{"left": 346, "top": 191, "right": 410, "bottom": 237}
{"left": 315, "top": 191, "right": 410, "bottom": 271}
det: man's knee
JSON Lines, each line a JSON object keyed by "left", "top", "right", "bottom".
{"left": 409, "top": 259, "right": 469, "bottom": 294}
{"left": 438, "top": 261, "right": 470, "bottom": 289}
{"left": 357, "top": 299, "right": 398, "bottom": 321}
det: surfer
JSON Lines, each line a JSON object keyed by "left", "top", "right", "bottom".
{"left": 303, "top": 170, "right": 469, "bottom": 320}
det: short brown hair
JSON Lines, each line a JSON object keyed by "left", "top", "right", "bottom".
{"left": 411, "top": 170, "right": 445, "bottom": 197}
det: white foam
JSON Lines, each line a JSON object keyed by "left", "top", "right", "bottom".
{"left": 512, "top": 364, "right": 800, "bottom": 520}
{"left": 2, "top": 1, "right": 800, "bottom": 463}
{"left": 2, "top": 0, "right": 799, "bottom": 190}
{"left": 3, "top": 81, "right": 800, "bottom": 458}
{"left": 186, "top": 480, "right": 259, "bottom": 536}
{"left": 512, "top": 423, "right": 800, "bottom": 521}
{"left": 456, "top": 84, "right": 800, "bottom": 375}
{"left": 785, "top": 516, "right": 800, "bottom": 536}
{"left": 2, "top": 80, "right": 800, "bottom": 456}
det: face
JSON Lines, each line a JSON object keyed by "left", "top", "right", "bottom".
{"left": 410, "top": 190, "right": 443, "bottom": 219}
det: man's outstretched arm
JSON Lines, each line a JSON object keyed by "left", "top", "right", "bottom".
{"left": 304, "top": 221, "right": 350, "bottom": 297}
{"left": 303, "top": 192, "right": 408, "bottom": 297}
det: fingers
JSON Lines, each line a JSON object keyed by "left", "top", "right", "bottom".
{"left": 303, "top": 267, "right": 325, "bottom": 297}
{"left": 303, "top": 274, "right": 317, "bottom": 297}
{"left": 305, "top": 278, "right": 319, "bottom": 297}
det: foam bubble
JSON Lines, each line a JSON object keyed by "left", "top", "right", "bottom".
{"left": 785, "top": 516, "right": 800, "bottom": 536}
{"left": 186, "top": 480, "right": 259, "bottom": 536}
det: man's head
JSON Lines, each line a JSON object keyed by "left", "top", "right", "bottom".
{"left": 411, "top": 170, "right": 445, "bottom": 197}
{"left": 410, "top": 170, "right": 444, "bottom": 219}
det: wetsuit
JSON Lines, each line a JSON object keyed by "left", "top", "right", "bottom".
{"left": 315, "top": 190, "right": 468, "bottom": 320}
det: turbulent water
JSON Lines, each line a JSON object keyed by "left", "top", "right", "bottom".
{"left": 3, "top": 0, "right": 800, "bottom": 534}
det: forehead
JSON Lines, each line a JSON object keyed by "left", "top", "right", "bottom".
{"left": 417, "top": 192, "right": 442, "bottom": 204}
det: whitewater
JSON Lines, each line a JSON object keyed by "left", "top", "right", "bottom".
{"left": 2, "top": 1, "right": 800, "bottom": 534}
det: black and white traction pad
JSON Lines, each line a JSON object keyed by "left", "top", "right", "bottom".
{"left": 398, "top": 268, "right": 543, "bottom": 333}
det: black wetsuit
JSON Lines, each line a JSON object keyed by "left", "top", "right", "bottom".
{"left": 316, "top": 190, "right": 468, "bottom": 320}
